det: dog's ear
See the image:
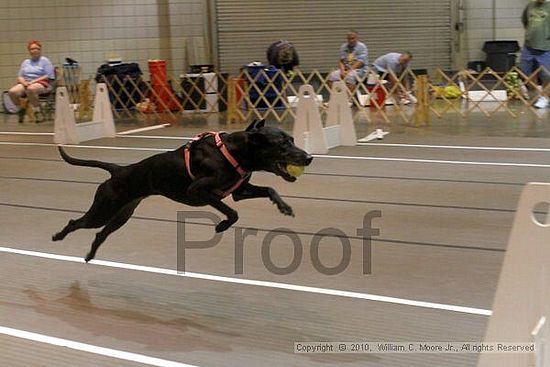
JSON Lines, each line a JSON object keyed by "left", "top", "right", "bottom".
{"left": 248, "top": 131, "right": 268, "bottom": 146}
{"left": 245, "top": 119, "right": 266, "bottom": 132}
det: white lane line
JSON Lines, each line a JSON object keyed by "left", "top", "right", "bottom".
{"left": 2, "top": 141, "right": 549, "bottom": 168}
{"left": 0, "top": 326, "right": 199, "bottom": 367}
{"left": 358, "top": 142, "right": 550, "bottom": 152}
{"left": 64, "top": 133, "right": 550, "bottom": 153}
{"left": 0, "top": 132, "right": 54, "bottom": 136}
{"left": 318, "top": 154, "right": 550, "bottom": 168}
{"left": 117, "top": 135, "right": 189, "bottom": 140}
{"left": 0, "top": 142, "right": 169, "bottom": 152}
{"left": 3, "top": 133, "right": 550, "bottom": 153}
{"left": 0, "top": 246, "right": 492, "bottom": 316}
{"left": 117, "top": 124, "right": 171, "bottom": 135}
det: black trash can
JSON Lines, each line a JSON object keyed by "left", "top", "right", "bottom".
{"left": 482, "top": 41, "right": 520, "bottom": 72}
{"left": 180, "top": 75, "right": 205, "bottom": 110}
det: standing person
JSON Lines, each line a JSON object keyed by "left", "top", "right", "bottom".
{"left": 328, "top": 30, "right": 368, "bottom": 93}
{"left": 520, "top": 0, "right": 550, "bottom": 109}
{"left": 266, "top": 40, "right": 300, "bottom": 76}
{"left": 8, "top": 40, "right": 55, "bottom": 122}
{"left": 373, "top": 52, "right": 415, "bottom": 104}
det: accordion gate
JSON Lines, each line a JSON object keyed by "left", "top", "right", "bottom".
{"left": 91, "top": 66, "right": 549, "bottom": 125}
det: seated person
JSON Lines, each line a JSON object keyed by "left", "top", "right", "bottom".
{"left": 266, "top": 40, "right": 300, "bottom": 76}
{"left": 328, "top": 31, "right": 368, "bottom": 93}
{"left": 8, "top": 40, "right": 55, "bottom": 122}
{"left": 372, "top": 52, "right": 414, "bottom": 103}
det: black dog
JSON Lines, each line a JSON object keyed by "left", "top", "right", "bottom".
{"left": 52, "top": 120, "right": 313, "bottom": 262}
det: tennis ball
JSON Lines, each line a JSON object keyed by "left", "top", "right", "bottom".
{"left": 286, "top": 164, "right": 305, "bottom": 177}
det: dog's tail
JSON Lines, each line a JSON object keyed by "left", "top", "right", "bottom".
{"left": 58, "top": 146, "right": 119, "bottom": 175}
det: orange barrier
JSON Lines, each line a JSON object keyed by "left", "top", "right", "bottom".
{"left": 148, "top": 60, "right": 181, "bottom": 112}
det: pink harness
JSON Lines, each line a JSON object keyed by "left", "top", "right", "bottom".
{"left": 184, "top": 132, "right": 249, "bottom": 198}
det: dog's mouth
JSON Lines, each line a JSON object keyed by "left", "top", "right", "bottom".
{"left": 274, "top": 162, "right": 298, "bottom": 182}
{"left": 271, "top": 154, "right": 312, "bottom": 182}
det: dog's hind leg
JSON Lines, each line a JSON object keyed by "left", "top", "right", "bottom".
{"left": 52, "top": 183, "right": 125, "bottom": 241}
{"left": 84, "top": 198, "right": 142, "bottom": 262}
{"left": 52, "top": 218, "right": 84, "bottom": 241}
{"left": 52, "top": 211, "right": 111, "bottom": 242}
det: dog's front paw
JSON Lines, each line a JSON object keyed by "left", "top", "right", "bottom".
{"left": 277, "top": 202, "right": 294, "bottom": 217}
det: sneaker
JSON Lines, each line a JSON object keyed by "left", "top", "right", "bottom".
{"left": 358, "top": 131, "right": 377, "bottom": 142}
{"left": 375, "top": 128, "right": 384, "bottom": 140}
{"left": 534, "top": 96, "right": 549, "bottom": 109}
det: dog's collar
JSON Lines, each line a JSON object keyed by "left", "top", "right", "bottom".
{"left": 184, "top": 131, "right": 249, "bottom": 197}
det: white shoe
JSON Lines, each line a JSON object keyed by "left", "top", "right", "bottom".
{"left": 358, "top": 129, "right": 388, "bottom": 142}
{"left": 358, "top": 132, "right": 377, "bottom": 142}
{"left": 534, "top": 96, "right": 549, "bottom": 109}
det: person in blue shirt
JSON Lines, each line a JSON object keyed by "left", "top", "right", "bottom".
{"left": 373, "top": 52, "right": 414, "bottom": 104}
{"left": 8, "top": 40, "right": 55, "bottom": 122}
{"left": 373, "top": 52, "right": 412, "bottom": 77}
{"left": 328, "top": 31, "right": 368, "bottom": 93}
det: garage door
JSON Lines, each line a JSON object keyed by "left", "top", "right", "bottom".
{"left": 215, "top": 0, "right": 453, "bottom": 74}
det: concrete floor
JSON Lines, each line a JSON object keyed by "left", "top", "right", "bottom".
{"left": 0, "top": 107, "right": 549, "bottom": 366}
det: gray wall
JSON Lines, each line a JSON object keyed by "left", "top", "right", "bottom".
{"left": 215, "top": 0, "right": 453, "bottom": 74}
{"left": 0, "top": 0, "right": 210, "bottom": 92}
{"left": 0, "top": 0, "right": 532, "bottom": 93}
{"left": 462, "top": 0, "right": 529, "bottom": 64}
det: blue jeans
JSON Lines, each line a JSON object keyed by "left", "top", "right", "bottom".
{"left": 520, "top": 46, "right": 550, "bottom": 83}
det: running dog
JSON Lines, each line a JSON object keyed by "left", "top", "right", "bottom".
{"left": 52, "top": 120, "right": 313, "bottom": 262}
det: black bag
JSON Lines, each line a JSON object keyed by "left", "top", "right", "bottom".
{"left": 245, "top": 64, "right": 283, "bottom": 109}
{"left": 95, "top": 63, "right": 144, "bottom": 109}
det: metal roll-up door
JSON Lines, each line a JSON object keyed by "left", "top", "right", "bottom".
{"left": 214, "top": 0, "right": 453, "bottom": 74}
